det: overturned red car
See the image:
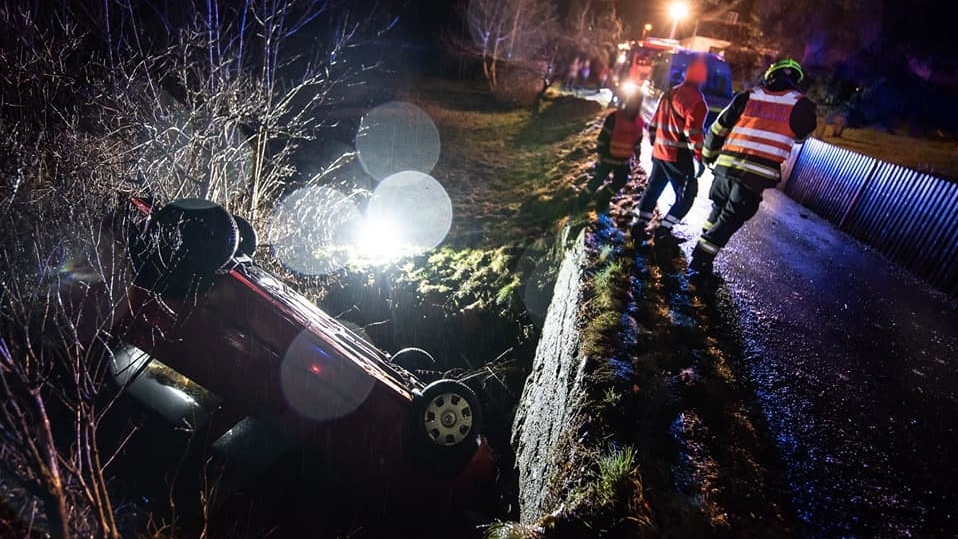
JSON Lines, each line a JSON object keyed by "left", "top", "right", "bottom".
{"left": 100, "top": 196, "right": 496, "bottom": 507}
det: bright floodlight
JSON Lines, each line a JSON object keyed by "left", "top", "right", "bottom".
{"left": 355, "top": 101, "right": 441, "bottom": 182}
{"left": 353, "top": 212, "right": 410, "bottom": 265}
{"left": 668, "top": 2, "right": 689, "bottom": 38}
{"left": 267, "top": 185, "right": 362, "bottom": 275}
{"left": 669, "top": 2, "right": 689, "bottom": 20}
{"left": 354, "top": 171, "right": 452, "bottom": 264}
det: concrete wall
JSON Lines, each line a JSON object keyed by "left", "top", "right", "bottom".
{"left": 509, "top": 228, "right": 589, "bottom": 523}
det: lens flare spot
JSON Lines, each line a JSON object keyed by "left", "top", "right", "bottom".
{"left": 355, "top": 101, "right": 440, "bottom": 181}
{"left": 267, "top": 185, "right": 362, "bottom": 276}
{"left": 518, "top": 245, "right": 556, "bottom": 329}
{"left": 352, "top": 171, "right": 451, "bottom": 264}
{"left": 280, "top": 331, "right": 374, "bottom": 421}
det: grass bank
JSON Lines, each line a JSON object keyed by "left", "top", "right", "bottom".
{"left": 816, "top": 123, "right": 958, "bottom": 181}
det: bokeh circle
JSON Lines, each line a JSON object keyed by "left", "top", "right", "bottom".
{"left": 361, "top": 171, "right": 452, "bottom": 261}
{"left": 280, "top": 331, "right": 374, "bottom": 421}
{"left": 355, "top": 101, "right": 440, "bottom": 181}
{"left": 267, "top": 185, "right": 362, "bottom": 275}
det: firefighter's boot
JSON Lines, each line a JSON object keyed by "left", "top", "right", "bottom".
{"left": 630, "top": 218, "right": 651, "bottom": 248}
{"left": 688, "top": 244, "right": 716, "bottom": 275}
{"left": 594, "top": 187, "right": 614, "bottom": 215}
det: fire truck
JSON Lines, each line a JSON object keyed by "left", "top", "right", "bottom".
{"left": 613, "top": 38, "right": 734, "bottom": 128}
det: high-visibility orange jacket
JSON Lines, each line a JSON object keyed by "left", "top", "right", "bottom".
{"left": 648, "top": 81, "right": 708, "bottom": 162}
{"left": 702, "top": 85, "right": 817, "bottom": 189}
{"left": 597, "top": 109, "right": 643, "bottom": 165}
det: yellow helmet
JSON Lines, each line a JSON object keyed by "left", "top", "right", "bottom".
{"left": 764, "top": 58, "right": 804, "bottom": 85}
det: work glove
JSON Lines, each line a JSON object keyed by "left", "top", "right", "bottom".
{"left": 701, "top": 151, "right": 717, "bottom": 168}
{"left": 695, "top": 159, "right": 706, "bottom": 178}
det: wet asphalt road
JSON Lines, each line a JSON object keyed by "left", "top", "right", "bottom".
{"left": 671, "top": 171, "right": 958, "bottom": 538}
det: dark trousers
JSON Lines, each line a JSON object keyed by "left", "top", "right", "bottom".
{"left": 637, "top": 157, "right": 697, "bottom": 220}
{"left": 586, "top": 161, "right": 631, "bottom": 212}
{"left": 701, "top": 168, "right": 763, "bottom": 249}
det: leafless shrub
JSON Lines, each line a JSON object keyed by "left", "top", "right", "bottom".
{"left": 0, "top": 163, "right": 130, "bottom": 539}
{"left": 92, "top": 0, "right": 379, "bottom": 224}
{"left": 0, "top": 1, "right": 383, "bottom": 537}
{"left": 0, "top": 9, "right": 135, "bottom": 531}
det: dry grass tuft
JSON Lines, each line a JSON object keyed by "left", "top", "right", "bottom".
{"left": 818, "top": 127, "right": 958, "bottom": 181}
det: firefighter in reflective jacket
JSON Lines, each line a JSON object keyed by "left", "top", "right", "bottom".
{"left": 689, "top": 59, "right": 818, "bottom": 276}
{"left": 580, "top": 94, "right": 644, "bottom": 214}
{"left": 632, "top": 55, "right": 709, "bottom": 244}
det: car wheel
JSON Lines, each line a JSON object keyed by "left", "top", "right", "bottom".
{"left": 389, "top": 347, "right": 436, "bottom": 372}
{"left": 233, "top": 214, "right": 257, "bottom": 259}
{"left": 408, "top": 379, "right": 484, "bottom": 475}
{"left": 131, "top": 198, "right": 239, "bottom": 297}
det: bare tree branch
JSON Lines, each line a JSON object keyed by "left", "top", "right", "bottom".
{"left": 1, "top": 1, "right": 386, "bottom": 536}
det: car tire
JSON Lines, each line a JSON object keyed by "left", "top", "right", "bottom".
{"left": 233, "top": 214, "right": 257, "bottom": 259}
{"left": 131, "top": 198, "right": 239, "bottom": 297}
{"left": 389, "top": 347, "right": 436, "bottom": 372}
{"left": 407, "top": 379, "right": 484, "bottom": 475}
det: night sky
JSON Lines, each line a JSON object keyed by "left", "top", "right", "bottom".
{"left": 881, "top": 0, "right": 953, "bottom": 54}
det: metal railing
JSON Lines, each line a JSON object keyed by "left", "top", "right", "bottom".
{"left": 782, "top": 138, "right": 958, "bottom": 298}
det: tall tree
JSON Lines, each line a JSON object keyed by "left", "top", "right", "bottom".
{"left": 563, "top": 0, "right": 626, "bottom": 70}
{"left": 458, "top": 0, "right": 560, "bottom": 92}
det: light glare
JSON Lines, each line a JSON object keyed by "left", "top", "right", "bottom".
{"left": 268, "top": 185, "right": 362, "bottom": 276}
{"left": 669, "top": 2, "right": 689, "bottom": 20}
{"left": 352, "top": 213, "right": 412, "bottom": 265}
{"left": 280, "top": 331, "right": 373, "bottom": 421}
{"left": 361, "top": 171, "right": 452, "bottom": 262}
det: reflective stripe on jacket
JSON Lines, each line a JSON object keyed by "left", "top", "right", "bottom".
{"left": 608, "top": 110, "right": 643, "bottom": 159}
{"left": 718, "top": 87, "right": 802, "bottom": 180}
{"left": 648, "top": 82, "right": 708, "bottom": 162}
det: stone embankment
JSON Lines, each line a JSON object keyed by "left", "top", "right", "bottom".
{"left": 508, "top": 212, "right": 801, "bottom": 538}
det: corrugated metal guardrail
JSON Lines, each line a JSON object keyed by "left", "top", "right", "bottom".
{"left": 782, "top": 138, "right": 958, "bottom": 298}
